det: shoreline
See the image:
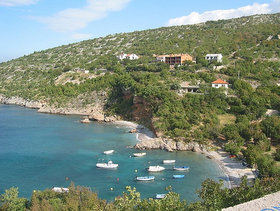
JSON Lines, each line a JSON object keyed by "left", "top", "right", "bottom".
{"left": 112, "top": 120, "right": 256, "bottom": 189}
{"left": 0, "top": 100, "right": 256, "bottom": 189}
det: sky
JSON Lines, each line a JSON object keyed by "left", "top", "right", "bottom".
{"left": 0, "top": 0, "right": 280, "bottom": 62}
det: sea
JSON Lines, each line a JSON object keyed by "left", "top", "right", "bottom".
{"left": 0, "top": 104, "right": 227, "bottom": 201}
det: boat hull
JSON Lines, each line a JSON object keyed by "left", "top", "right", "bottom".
{"left": 163, "top": 160, "right": 176, "bottom": 164}
{"left": 136, "top": 176, "right": 155, "bottom": 181}
{"left": 155, "top": 194, "right": 166, "bottom": 199}
{"left": 148, "top": 166, "right": 165, "bottom": 172}
{"left": 133, "top": 153, "right": 146, "bottom": 157}
{"left": 173, "top": 175, "right": 185, "bottom": 179}
{"left": 104, "top": 150, "right": 114, "bottom": 154}
{"left": 96, "top": 162, "right": 118, "bottom": 169}
{"left": 173, "top": 166, "right": 189, "bottom": 171}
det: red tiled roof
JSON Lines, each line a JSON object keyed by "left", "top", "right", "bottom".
{"left": 212, "top": 79, "right": 228, "bottom": 84}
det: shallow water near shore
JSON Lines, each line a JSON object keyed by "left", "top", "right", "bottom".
{"left": 0, "top": 105, "right": 226, "bottom": 201}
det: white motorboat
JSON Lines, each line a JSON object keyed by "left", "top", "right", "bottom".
{"left": 163, "top": 160, "right": 176, "bottom": 164}
{"left": 104, "top": 150, "right": 114, "bottom": 154}
{"left": 96, "top": 161, "right": 118, "bottom": 169}
{"left": 136, "top": 176, "right": 155, "bottom": 181}
{"left": 155, "top": 194, "right": 166, "bottom": 199}
{"left": 133, "top": 152, "right": 146, "bottom": 157}
{"left": 52, "top": 187, "right": 69, "bottom": 193}
{"left": 147, "top": 165, "right": 165, "bottom": 172}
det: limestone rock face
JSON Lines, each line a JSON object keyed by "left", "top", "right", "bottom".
{"left": 89, "top": 113, "right": 105, "bottom": 121}
{"left": 0, "top": 95, "right": 43, "bottom": 109}
{"left": 135, "top": 138, "right": 206, "bottom": 153}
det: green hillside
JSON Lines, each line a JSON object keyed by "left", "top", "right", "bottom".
{"left": 1, "top": 13, "right": 280, "bottom": 176}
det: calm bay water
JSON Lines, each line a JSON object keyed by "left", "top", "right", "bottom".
{"left": 0, "top": 105, "right": 226, "bottom": 201}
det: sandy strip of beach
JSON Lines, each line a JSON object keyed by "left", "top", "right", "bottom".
{"left": 113, "top": 120, "right": 256, "bottom": 188}
{"left": 208, "top": 150, "right": 256, "bottom": 188}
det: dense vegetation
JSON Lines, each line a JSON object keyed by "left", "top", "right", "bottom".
{"left": 1, "top": 176, "right": 280, "bottom": 211}
{"left": 1, "top": 13, "right": 280, "bottom": 209}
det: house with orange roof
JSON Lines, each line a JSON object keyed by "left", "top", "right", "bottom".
{"left": 211, "top": 79, "right": 229, "bottom": 89}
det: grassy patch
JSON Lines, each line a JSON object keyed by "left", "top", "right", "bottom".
{"left": 218, "top": 114, "right": 236, "bottom": 128}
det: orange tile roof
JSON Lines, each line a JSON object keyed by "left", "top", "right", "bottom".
{"left": 212, "top": 79, "right": 229, "bottom": 84}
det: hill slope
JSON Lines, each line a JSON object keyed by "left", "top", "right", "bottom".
{"left": 0, "top": 13, "right": 280, "bottom": 143}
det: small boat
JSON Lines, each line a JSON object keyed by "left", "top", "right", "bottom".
{"left": 147, "top": 166, "right": 165, "bottom": 172}
{"left": 133, "top": 152, "right": 146, "bottom": 157}
{"left": 104, "top": 150, "right": 114, "bottom": 155}
{"left": 163, "top": 160, "right": 176, "bottom": 164}
{"left": 96, "top": 161, "right": 118, "bottom": 169}
{"left": 173, "top": 175, "right": 185, "bottom": 179}
{"left": 155, "top": 194, "right": 166, "bottom": 199}
{"left": 136, "top": 176, "right": 155, "bottom": 181}
{"left": 52, "top": 187, "right": 69, "bottom": 193}
{"left": 173, "top": 166, "right": 190, "bottom": 171}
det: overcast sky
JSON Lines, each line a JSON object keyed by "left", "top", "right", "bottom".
{"left": 0, "top": 0, "right": 280, "bottom": 62}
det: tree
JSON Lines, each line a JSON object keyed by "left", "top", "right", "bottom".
{"left": 275, "top": 147, "right": 280, "bottom": 161}
{"left": 0, "top": 187, "right": 27, "bottom": 211}
{"left": 242, "top": 144, "right": 261, "bottom": 167}
{"left": 257, "top": 155, "right": 279, "bottom": 177}
{"left": 261, "top": 116, "right": 280, "bottom": 142}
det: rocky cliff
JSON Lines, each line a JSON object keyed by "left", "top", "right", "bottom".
{"left": 135, "top": 136, "right": 208, "bottom": 153}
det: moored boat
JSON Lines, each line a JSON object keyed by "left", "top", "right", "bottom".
{"left": 52, "top": 187, "right": 69, "bottom": 193}
{"left": 173, "top": 166, "right": 189, "bottom": 171}
{"left": 104, "top": 150, "right": 114, "bottom": 154}
{"left": 133, "top": 152, "right": 146, "bottom": 157}
{"left": 136, "top": 176, "right": 155, "bottom": 181}
{"left": 173, "top": 175, "right": 185, "bottom": 179}
{"left": 147, "top": 165, "right": 165, "bottom": 172}
{"left": 163, "top": 160, "right": 176, "bottom": 164}
{"left": 96, "top": 160, "right": 118, "bottom": 169}
{"left": 155, "top": 194, "right": 166, "bottom": 199}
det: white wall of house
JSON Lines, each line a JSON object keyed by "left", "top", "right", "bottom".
{"left": 117, "top": 53, "right": 139, "bottom": 60}
{"left": 212, "top": 83, "right": 228, "bottom": 88}
{"left": 156, "top": 56, "right": 165, "bottom": 62}
{"left": 205, "top": 54, "right": 223, "bottom": 63}
{"left": 127, "top": 54, "right": 139, "bottom": 60}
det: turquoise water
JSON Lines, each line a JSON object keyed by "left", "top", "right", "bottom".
{"left": 0, "top": 105, "right": 226, "bottom": 201}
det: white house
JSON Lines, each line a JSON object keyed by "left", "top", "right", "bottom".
{"left": 117, "top": 53, "right": 139, "bottom": 60}
{"left": 205, "top": 54, "right": 223, "bottom": 63}
{"left": 211, "top": 79, "right": 229, "bottom": 89}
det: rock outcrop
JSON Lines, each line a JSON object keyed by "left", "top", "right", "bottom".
{"left": 135, "top": 137, "right": 207, "bottom": 153}
{"left": 0, "top": 95, "right": 44, "bottom": 109}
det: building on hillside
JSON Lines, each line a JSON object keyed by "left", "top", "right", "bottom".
{"left": 155, "top": 54, "right": 193, "bottom": 65}
{"left": 117, "top": 53, "right": 139, "bottom": 60}
{"left": 154, "top": 55, "right": 166, "bottom": 62}
{"left": 211, "top": 79, "right": 229, "bottom": 89}
{"left": 179, "top": 81, "right": 200, "bottom": 94}
{"left": 205, "top": 54, "right": 223, "bottom": 63}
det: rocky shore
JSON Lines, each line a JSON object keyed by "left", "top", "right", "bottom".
{"left": 0, "top": 94, "right": 118, "bottom": 122}
{"left": 1, "top": 95, "right": 255, "bottom": 188}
